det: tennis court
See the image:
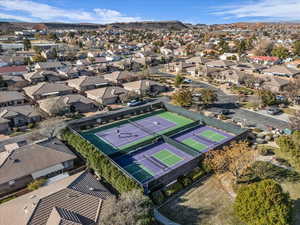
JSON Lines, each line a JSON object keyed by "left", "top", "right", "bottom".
{"left": 124, "top": 163, "right": 155, "bottom": 183}
{"left": 174, "top": 125, "right": 234, "bottom": 153}
{"left": 82, "top": 110, "right": 194, "bottom": 152}
{"left": 114, "top": 141, "right": 194, "bottom": 184}
{"left": 182, "top": 138, "right": 208, "bottom": 152}
{"left": 152, "top": 149, "right": 183, "bottom": 167}
{"left": 199, "top": 130, "right": 227, "bottom": 142}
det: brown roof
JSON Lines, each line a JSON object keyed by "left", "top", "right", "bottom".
{"left": 0, "top": 105, "right": 40, "bottom": 119}
{"left": 85, "top": 86, "right": 127, "bottom": 100}
{"left": 0, "top": 171, "right": 111, "bottom": 225}
{"left": 263, "top": 65, "right": 300, "bottom": 76}
{"left": 0, "top": 65, "right": 27, "bottom": 74}
{"left": 103, "top": 71, "right": 139, "bottom": 83}
{"left": 123, "top": 79, "right": 164, "bottom": 91}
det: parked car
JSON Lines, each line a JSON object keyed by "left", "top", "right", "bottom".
{"left": 266, "top": 107, "right": 281, "bottom": 115}
{"left": 127, "top": 99, "right": 144, "bottom": 107}
{"left": 183, "top": 78, "right": 193, "bottom": 84}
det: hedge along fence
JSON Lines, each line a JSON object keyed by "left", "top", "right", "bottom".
{"left": 61, "top": 129, "right": 141, "bottom": 193}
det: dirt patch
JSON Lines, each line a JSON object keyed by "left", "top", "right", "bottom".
{"left": 159, "top": 176, "right": 243, "bottom": 225}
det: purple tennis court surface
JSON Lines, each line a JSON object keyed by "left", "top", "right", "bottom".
{"left": 95, "top": 116, "right": 176, "bottom": 148}
{"left": 114, "top": 141, "right": 194, "bottom": 183}
{"left": 174, "top": 126, "right": 234, "bottom": 153}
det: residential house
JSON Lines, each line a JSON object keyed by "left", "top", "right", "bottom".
{"left": 123, "top": 80, "right": 167, "bottom": 95}
{"left": 217, "top": 69, "right": 246, "bottom": 85}
{"left": 23, "top": 70, "right": 64, "bottom": 84}
{"left": 57, "top": 66, "right": 80, "bottom": 79}
{"left": 0, "top": 91, "right": 26, "bottom": 107}
{"left": 103, "top": 71, "right": 139, "bottom": 84}
{"left": 233, "top": 63, "right": 267, "bottom": 73}
{"left": 219, "top": 53, "right": 239, "bottom": 61}
{"left": 0, "top": 171, "right": 111, "bottom": 225}
{"left": 38, "top": 94, "right": 97, "bottom": 116}
{"left": 0, "top": 65, "right": 28, "bottom": 76}
{"left": 262, "top": 65, "right": 300, "bottom": 78}
{"left": 66, "top": 75, "right": 110, "bottom": 92}
{"left": 86, "top": 86, "right": 128, "bottom": 105}
{"left": 0, "top": 105, "right": 41, "bottom": 133}
{"left": 249, "top": 56, "right": 281, "bottom": 65}
{"left": 0, "top": 138, "right": 77, "bottom": 195}
{"left": 1, "top": 74, "right": 29, "bottom": 91}
{"left": 205, "top": 60, "right": 235, "bottom": 68}
{"left": 34, "top": 61, "right": 64, "bottom": 71}
{"left": 23, "top": 82, "right": 74, "bottom": 101}
{"left": 0, "top": 56, "right": 26, "bottom": 66}
{"left": 262, "top": 77, "right": 290, "bottom": 93}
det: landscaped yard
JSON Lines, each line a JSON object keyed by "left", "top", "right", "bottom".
{"left": 281, "top": 181, "right": 300, "bottom": 225}
{"left": 159, "top": 175, "right": 243, "bottom": 225}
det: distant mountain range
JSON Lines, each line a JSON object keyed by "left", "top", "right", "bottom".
{"left": 0, "top": 20, "right": 189, "bottom": 33}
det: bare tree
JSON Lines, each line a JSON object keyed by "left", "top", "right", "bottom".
{"left": 101, "top": 190, "right": 155, "bottom": 225}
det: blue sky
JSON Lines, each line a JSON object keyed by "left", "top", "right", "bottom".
{"left": 0, "top": 0, "right": 299, "bottom": 24}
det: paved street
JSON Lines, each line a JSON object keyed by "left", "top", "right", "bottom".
{"left": 150, "top": 66, "right": 290, "bottom": 130}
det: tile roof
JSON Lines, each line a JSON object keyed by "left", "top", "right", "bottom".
{"left": 66, "top": 76, "right": 109, "bottom": 90}
{"left": 0, "top": 171, "right": 112, "bottom": 225}
{"left": 0, "top": 65, "right": 27, "bottom": 74}
{"left": 23, "top": 82, "right": 74, "bottom": 97}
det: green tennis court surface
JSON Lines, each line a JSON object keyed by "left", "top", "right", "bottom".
{"left": 182, "top": 138, "right": 208, "bottom": 152}
{"left": 152, "top": 149, "right": 183, "bottom": 167}
{"left": 199, "top": 130, "right": 227, "bottom": 142}
{"left": 124, "top": 163, "right": 155, "bottom": 182}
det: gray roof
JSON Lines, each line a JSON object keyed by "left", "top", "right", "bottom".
{"left": 67, "top": 75, "right": 109, "bottom": 91}
{"left": 0, "top": 91, "right": 25, "bottom": 104}
{"left": 38, "top": 94, "right": 95, "bottom": 115}
{"left": 0, "top": 138, "right": 77, "bottom": 184}
{"left": 36, "top": 62, "right": 63, "bottom": 69}
{"left": 0, "top": 105, "right": 40, "bottom": 119}
{"left": 23, "top": 82, "right": 73, "bottom": 97}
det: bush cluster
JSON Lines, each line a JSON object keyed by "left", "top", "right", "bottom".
{"left": 62, "top": 129, "right": 140, "bottom": 193}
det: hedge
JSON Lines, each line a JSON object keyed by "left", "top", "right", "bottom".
{"left": 62, "top": 129, "right": 140, "bottom": 193}
{"left": 163, "top": 182, "right": 183, "bottom": 197}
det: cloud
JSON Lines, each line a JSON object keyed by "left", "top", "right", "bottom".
{"left": 212, "top": 0, "right": 300, "bottom": 21}
{"left": 0, "top": 0, "right": 141, "bottom": 23}
{"left": 0, "top": 12, "right": 34, "bottom": 22}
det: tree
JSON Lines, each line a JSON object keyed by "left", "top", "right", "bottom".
{"left": 23, "top": 39, "right": 31, "bottom": 51}
{"left": 172, "top": 88, "right": 192, "bottom": 107}
{"left": 174, "top": 73, "right": 184, "bottom": 87}
{"left": 234, "top": 179, "right": 292, "bottom": 225}
{"left": 289, "top": 110, "right": 300, "bottom": 130}
{"left": 272, "top": 46, "right": 289, "bottom": 59}
{"left": 27, "top": 179, "right": 46, "bottom": 191}
{"left": 293, "top": 40, "right": 300, "bottom": 56}
{"left": 237, "top": 39, "right": 247, "bottom": 54}
{"left": 204, "top": 141, "right": 255, "bottom": 182}
{"left": 31, "top": 54, "right": 46, "bottom": 63}
{"left": 258, "top": 89, "right": 277, "bottom": 106}
{"left": 102, "top": 190, "right": 155, "bottom": 225}
{"left": 196, "top": 88, "right": 218, "bottom": 107}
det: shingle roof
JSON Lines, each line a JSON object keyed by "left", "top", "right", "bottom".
{"left": 23, "top": 82, "right": 74, "bottom": 97}
{"left": 0, "top": 138, "right": 76, "bottom": 184}
{"left": 0, "top": 105, "right": 40, "bottom": 118}
{"left": 0, "top": 91, "right": 25, "bottom": 103}
{"left": 66, "top": 76, "right": 109, "bottom": 90}
{"left": 85, "top": 86, "right": 127, "bottom": 100}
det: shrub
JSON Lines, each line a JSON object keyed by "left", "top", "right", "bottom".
{"left": 275, "top": 131, "right": 300, "bottom": 170}
{"left": 151, "top": 190, "right": 165, "bottom": 205}
{"left": 187, "top": 167, "right": 205, "bottom": 181}
{"left": 62, "top": 129, "right": 140, "bottom": 193}
{"left": 258, "top": 146, "right": 274, "bottom": 156}
{"left": 164, "top": 182, "right": 183, "bottom": 197}
{"left": 27, "top": 178, "right": 46, "bottom": 191}
{"left": 234, "top": 179, "right": 292, "bottom": 225}
{"left": 178, "top": 176, "right": 192, "bottom": 187}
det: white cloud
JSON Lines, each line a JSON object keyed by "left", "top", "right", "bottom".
{"left": 213, "top": 0, "right": 300, "bottom": 21}
{"left": 0, "top": 0, "right": 141, "bottom": 23}
{"left": 0, "top": 12, "right": 33, "bottom": 22}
